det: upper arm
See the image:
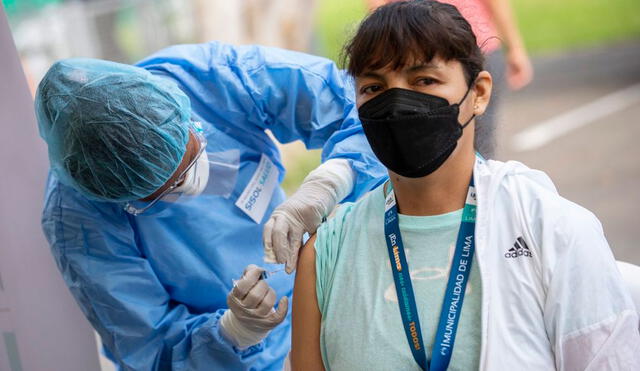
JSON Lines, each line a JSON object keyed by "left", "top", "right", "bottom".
{"left": 291, "top": 234, "right": 325, "bottom": 371}
{"left": 242, "top": 47, "right": 356, "bottom": 148}
{"left": 543, "top": 207, "right": 640, "bottom": 369}
{"left": 137, "top": 42, "right": 352, "bottom": 148}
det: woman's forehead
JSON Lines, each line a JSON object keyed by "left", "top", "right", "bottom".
{"left": 358, "top": 55, "right": 456, "bottom": 77}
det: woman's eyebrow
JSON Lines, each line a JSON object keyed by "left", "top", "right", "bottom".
{"left": 359, "top": 71, "right": 385, "bottom": 80}
{"left": 407, "top": 63, "right": 440, "bottom": 73}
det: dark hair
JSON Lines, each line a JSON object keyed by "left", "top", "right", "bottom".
{"left": 343, "top": 0, "right": 484, "bottom": 85}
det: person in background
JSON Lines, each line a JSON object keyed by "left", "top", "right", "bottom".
{"left": 35, "top": 42, "right": 385, "bottom": 370}
{"left": 292, "top": 2, "right": 639, "bottom": 370}
{"left": 195, "top": 0, "right": 317, "bottom": 52}
{"left": 367, "top": 0, "right": 533, "bottom": 158}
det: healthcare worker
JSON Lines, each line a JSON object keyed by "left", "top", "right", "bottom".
{"left": 35, "top": 42, "right": 385, "bottom": 370}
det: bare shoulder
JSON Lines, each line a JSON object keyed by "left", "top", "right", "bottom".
{"left": 291, "top": 233, "right": 324, "bottom": 371}
{"left": 298, "top": 234, "right": 317, "bottom": 272}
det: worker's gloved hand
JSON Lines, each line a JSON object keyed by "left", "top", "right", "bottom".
{"left": 220, "top": 265, "right": 288, "bottom": 349}
{"left": 263, "top": 159, "right": 355, "bottom": 273}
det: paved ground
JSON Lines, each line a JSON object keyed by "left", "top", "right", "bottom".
{"left": 496, "top": 40, "right": 640, "bottom": 264}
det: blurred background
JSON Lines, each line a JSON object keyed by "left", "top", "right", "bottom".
{"left": 2, "top": 0, "right": 640, "bottom": 268}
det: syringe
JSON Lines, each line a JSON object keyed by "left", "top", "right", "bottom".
{"left": 232, "top": 268, "right": 285, "bottom": 287}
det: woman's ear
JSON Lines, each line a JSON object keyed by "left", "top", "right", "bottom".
{"left": 472, "top": 71, "right": 492, "bottom": 116}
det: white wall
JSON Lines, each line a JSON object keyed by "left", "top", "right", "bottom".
{"left": 0, "top": 5, "right": 102, "bottom": 371}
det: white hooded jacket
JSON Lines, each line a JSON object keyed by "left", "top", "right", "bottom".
{"left": 473, "top": 156, "right": 640, "bottom": 370}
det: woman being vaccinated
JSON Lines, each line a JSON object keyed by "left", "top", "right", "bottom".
{"left": 291, "top": 1, "right": 640, "bottom": 370}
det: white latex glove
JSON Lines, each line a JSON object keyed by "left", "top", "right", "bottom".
{"left": 263, "top": 158, "right": 355, "bottom": 273}
{"left": 220, "top": 264, "right": 288, "bottom": 348}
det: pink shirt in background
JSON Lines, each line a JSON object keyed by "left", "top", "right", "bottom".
{"left": 383, "top": 0, "right": 501, "bottom": 53}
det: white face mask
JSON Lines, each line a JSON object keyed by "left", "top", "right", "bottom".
{"left": 173, "top": 150, "right": 210, "bottom": 196}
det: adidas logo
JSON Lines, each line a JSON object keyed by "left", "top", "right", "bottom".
{"left": 504, "top": 237, "right": 532, "bottom": 258}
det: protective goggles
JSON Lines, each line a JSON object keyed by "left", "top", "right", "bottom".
{"left": 123, "top": 122, "right": 207, "bottom": 216}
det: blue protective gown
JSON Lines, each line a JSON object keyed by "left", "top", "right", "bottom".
{"left": 41, "top": 42, "right": 386, "bottom": 371}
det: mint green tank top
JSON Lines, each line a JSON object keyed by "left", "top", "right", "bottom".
{"left": 314, "top": 185, "right": 482, "bottom": 370}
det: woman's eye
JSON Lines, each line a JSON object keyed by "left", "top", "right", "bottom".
{"left": 416, "top": 77, "right": 437, "bottom": 86}
{"left": 361, "top": 85, "right": 383, "bottom": 95}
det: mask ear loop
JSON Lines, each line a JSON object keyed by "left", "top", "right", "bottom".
{"left": 461, "top": 113, "right": 476, "bottom": 129}
{"left": 459, "top": 78, "right": 477, "bottom": 129}
{"left": 458, "top": 83, "right": 474, "bottom": 105}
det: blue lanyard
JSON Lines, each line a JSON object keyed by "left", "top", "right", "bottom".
{"left": 383, "top": 176, "right": 477, "bottom": 371}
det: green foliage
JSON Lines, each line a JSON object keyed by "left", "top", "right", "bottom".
{"left": 514, "top": 0, "right": 640, "bottom": 53}
{"left": 315, "top": 0, "right": 640, "bottom": 63}
{"left": 2, "top": 0, "right": 61, "bottom": 19}
{"left": 315, "top": 0, "right": 366, "bottom": 66}
{"left": 280, "top": 149, "right": 322, "bottom": 196}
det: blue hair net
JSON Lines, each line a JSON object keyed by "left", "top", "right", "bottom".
{"left": 35, "top": 58, "right": 191, "bottom": 202}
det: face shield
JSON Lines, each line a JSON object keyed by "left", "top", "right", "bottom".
{"left": 123, "top": 123, "right": 240, "bottom": 216}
